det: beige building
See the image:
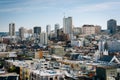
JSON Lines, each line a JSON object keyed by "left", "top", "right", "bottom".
{"left": 50, "top": 46, "right": 65, "bottom": 56}
{"left": 19, "top": 27, "right": 26, "bottom": 40}
{"left": 82, "top": 25, "right": 101, "bottom": 35}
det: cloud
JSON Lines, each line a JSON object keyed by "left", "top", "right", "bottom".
{"left": 0, "top": 0, "right": 61, "bottom": 13}
{"left": 68, "top": 1, "right": 120, "bottom": 13}
{"left": 0, "top": 5, "right": 53, "bottom": 13}
{"left": 1, "top": 1, "right": 120, "bottom": 13}
{"left": 0, "top": 8, "right": 22, "bottom": 12}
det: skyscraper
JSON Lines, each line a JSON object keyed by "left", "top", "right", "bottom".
{"left": 63, "top": 17, "right": 73, "bottom": 34}
{"left": 34, "top": 26, "right": 41, "bottom": 35}
{"left": 9, "top": 23, "right": 15, "bottom": 37}
{"left": 40, "top": 32, "right": 48, "bottom": 45}
{"left": 63, "top": 17, "right": 73, "bottom": 40}
{"left": 19, "top": 27, "right": 25, "bottom": 40}
{"left": 46, "top": 25, "right": 51, "bottom": 35}
{"left": 55, "top": 24, "right": 60, "bottom": 38}
{"left": 107, "top": 19, "right": 117, "bottom": 34}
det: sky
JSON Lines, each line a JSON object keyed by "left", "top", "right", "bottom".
{"left": 0, "top": 0, "right": 120, "bottom": 32}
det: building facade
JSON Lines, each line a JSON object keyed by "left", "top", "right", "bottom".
{"left": 96, "top": 66, "right": 117, "bottom": 80}
{"left": 34, "top": 26, "right": 41, "bottom": 35}
{"left": 46, "top": 25, "right": 51, "bottom": 35}
{"left": 107, "top": 19, "right": 117, "bottom": 34}
{"left": 9, "top": 23, "right": 15, "bottom": 37}
{"left": 19, "top": 27, "right": 26, "bottom": 40}
{"left": 63, "top": 17, "right": 73, "bottom": 40}
{"left": 50, "top": 46, "right": 65, "bottom": 56}
{"left": 40, "top": 32, "right": 48, "bottom": 45}
{"left": 107, "top": 40, "right": 120, "bottom": 52}
{"left": 55, "top": 24, "right": 60, "bottom": 38}
{"left": 82, "top": 25, "right": 101, "bottom": 35}
{"left": 73, "top": 27, "right": 82, "bottom": 36}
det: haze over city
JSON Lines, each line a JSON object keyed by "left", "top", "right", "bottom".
{"left": 0, "top": 0, "right": 120, "bottom": 32}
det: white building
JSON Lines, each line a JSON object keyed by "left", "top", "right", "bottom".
{"left": 71, "top": 39, "right": 84, "bottom": 47}
{"left": 5, "top": 59, "right": 64, "bottom": 80}
{"left": 0, "top": 52, "right": 17, "bottom": 58}
{"left": 94, "top": 50, "right": 100, "bottom": 61}
{"left": 9, "top": 23, "right": 15, "bottom": 37}
{"left": 98, "top": 39, "right": 106, "bottom": 53}
{"left": 0, "top": 43, "right": 6, "bottom": 52}
{"left": 30, "top": 69, "right": 64, "bottom": 80}
{"left": 107, "top": 40, "right": 120, "bottom": 52}
{"left": 63, "top": 17, "right": 73, "bottom": 40}
{"left": 40, "top": 32, "right": 48, "bottom": 45}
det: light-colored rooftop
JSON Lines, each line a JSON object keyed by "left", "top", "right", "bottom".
{"left": 0, "top": 73, "right": 19, "bottom": 77}
{"left": 32, "top": 69, "right": 63, "bottom": 76}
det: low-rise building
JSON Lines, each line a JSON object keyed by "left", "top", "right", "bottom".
{"left": 107, "top": 40, "right": 120, "bottom": 53}
{"left": 73, "top": 27, "right": 82, "bottom": 36}
{"left": 50, "top": 46, "right": 65, "bottom": 56}
{"left": 30, "top": 69, "right": 64, "bottom": 80}
{"left": 71, "top": 39, "right": 84, "bottom": 47}
{"left": 0, "top": 43, "right": 6, "bottom": 51}
{"left": 0, "top": 73, "right": 19, "bottom": 80}
{"left": 96, "top": 66, "right": 117, "bottom": 80}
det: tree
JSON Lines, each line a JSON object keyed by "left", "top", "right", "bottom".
{"left": 0, "top": 61, "right": 3, "bottom": 68}
{"left": 8, "top": 65, "right": 16, "bottom": 72}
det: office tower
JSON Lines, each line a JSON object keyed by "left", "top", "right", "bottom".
{"left": 9, "top": 23, "right": 15, "bottom": 37}
{"left": 63, "top": 17, "right": 73, "bottom": 34}
{"left": 63, "top": 17, "right": 73, "bottom": 40}
{"left": 107, "top": 19, "right": 117, "bottom": 34}
{"left": 82, "top": 25, "right": 101, "bottom": 35}
{"left": 40, "top": 32, "right": 48, "bottom": 45}
{"left": 19, "top": 27, "right": 25, "bottom": 40}
{"left": 46, "top": 25, "right": 51, "bottom": 35}
{"left": 34, "top": 26, "right": 41, "bottom": 35}
{"left": 55, "top": 24, "right": 60, "bottom": 38}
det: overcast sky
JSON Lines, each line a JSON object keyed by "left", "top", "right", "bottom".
{"left": 0, "top": 0, "right": 120, "bottom": 32}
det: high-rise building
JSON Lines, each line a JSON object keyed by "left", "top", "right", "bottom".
{"left": 40, "top": 32, "right": 48, "bottom": 45}
{"left": 46, "top": 25, "right": 51, "bottom": 35}
{"left": 9, "top": 23, "right": 15, "bottom": 37}
{"left": 63, "top": 17, "right": 73, "bottom": 40}
{"left": 107, "top": 19, "right": 117, "bottom": 34}
{"left": 55, "top": 24, "right": 60, "bottom": 38}
{"left": 19, "top": 27, "right": 26, "bottom": 40}
{"left": 63, "top": 17, "right": 73, "bottom": 34}
{"left": 34, "top": 26, "right": 41, "bottom": 35}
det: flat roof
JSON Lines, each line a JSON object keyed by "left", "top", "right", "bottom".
{"left": 0, "top": 73, "right": 19, "bottom": 77}
{"left": 32, "top": 69, "right": 63, "bottom": 76}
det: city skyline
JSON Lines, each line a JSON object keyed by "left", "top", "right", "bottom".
{"left": 0, "top": 0, "right": 120, "bottom": 32}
